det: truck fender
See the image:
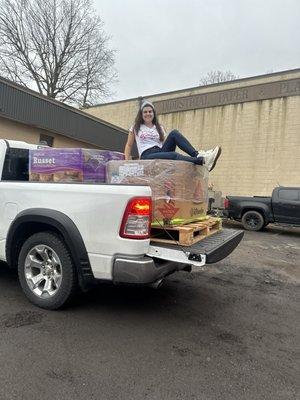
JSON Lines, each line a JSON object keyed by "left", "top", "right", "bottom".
{"left": 6, "top": 208, "right": 94, "bottom": 289}
{"left": 237, "top": 202, "right": 271, "bottom": 222}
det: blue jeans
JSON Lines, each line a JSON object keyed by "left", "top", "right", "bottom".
{"left": 140, "top": 130, "right": 203, "bottom": 164}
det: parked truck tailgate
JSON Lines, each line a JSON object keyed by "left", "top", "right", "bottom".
{"left": 147, "top": 228, "right": 244, "bottom": 266}
{"left": 113, "top": 229, "right": 243, "bottom": 284}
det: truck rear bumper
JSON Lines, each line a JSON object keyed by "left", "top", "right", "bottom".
{"left": 113, "top": 256, "right": 184, "bottom": 284}
{"left": 112, "top": 228, "right": 244, "bottom": 284}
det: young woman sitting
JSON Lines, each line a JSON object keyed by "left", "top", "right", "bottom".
{"left": 124, "top": 100, "right": 221, "bottom": 171}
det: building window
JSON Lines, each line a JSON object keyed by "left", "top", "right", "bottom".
{"left": 40, "top": 134, "right": 54, "bottom": 147}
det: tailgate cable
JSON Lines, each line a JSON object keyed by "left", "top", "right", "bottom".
{"left": 152, "top": 217, "right": 190, "bottom": 257}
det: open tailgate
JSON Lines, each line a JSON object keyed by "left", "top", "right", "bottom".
{"left": 147, "top": 228, "right": 244, "bottom": 267}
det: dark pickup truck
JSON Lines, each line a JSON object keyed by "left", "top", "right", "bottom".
{"left": 225, "top": 187, "right": 300, "bottom": 231}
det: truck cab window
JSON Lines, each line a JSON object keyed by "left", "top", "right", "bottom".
{"left": 278, "top": 189, "right": 299, "bottom": 201}
{"left": 1, "top": 148, "right": 29, "bottom": 181}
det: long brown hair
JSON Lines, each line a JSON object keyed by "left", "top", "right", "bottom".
{"left": 133, "top": 103, "right": 165, "bottom": 141}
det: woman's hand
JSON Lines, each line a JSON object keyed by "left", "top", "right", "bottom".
{"left": 124, "top": 131, "right": 135, "bottom": 160}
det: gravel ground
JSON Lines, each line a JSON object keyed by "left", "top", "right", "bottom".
{"left": 0, "top": 222, "right": 299, "bottom": 400}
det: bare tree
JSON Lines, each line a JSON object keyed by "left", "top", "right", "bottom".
{"left": 0, "top": 0, "right": 116, "bottom": 106}
{"left": 200, "top": 70, "right": 238, "bottom": 86}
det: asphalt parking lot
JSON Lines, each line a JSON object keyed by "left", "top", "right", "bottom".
{"left": 0, "top": 222, "right": 299, "bottom": 400}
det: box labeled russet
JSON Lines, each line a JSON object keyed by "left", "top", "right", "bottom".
{"left": 106, "top": 159, "right": 209, "bottom": 225}
{"left": 29, "top": 148, "right": 124, "bottom": 183}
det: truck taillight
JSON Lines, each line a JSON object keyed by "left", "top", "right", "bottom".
{"left": 119, "top": 197, "right": 152, "bottom": 239}
{"left": 224, "top": 198, "right": 229, "bottom": 209}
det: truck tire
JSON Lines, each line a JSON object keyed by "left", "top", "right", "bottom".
{"left": 242, "top": 210, "right": 265, "bottom": 231}
{"left": 18, "top": 231, "right": 77, "bottom": 310}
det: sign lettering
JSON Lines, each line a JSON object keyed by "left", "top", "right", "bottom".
{"left": 154, "top": 78, "right": 300, "bottom": 114}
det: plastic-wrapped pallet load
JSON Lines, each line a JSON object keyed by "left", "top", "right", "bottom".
{"left": 29, "top": 148, "right": 124, "bottom": 183}
{"left": 106, "top": 159, "right": 209, "bottom": 226}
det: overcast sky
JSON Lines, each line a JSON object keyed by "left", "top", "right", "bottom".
{"left": 94, "top": 0, "right": 300, "bottom": 102}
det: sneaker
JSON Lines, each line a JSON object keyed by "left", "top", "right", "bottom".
{"left": 197, "top": 148, "right": 214, "bottom": 158}
{"left": 204, "top": 146, "right": 222, "bottom": 172}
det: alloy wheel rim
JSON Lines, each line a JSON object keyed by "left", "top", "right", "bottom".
{"left": 24, "top": 244, "right": 63, "bottom": 298}
{"left": 246, "top": 215, "right": 259, "bottom": 228}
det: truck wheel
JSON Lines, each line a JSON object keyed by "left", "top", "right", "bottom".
{"left": 18, "top": 232, "right": 77, "bottom": 310}
{"left": 242, "top": 211, "right": 265, "bottom": 231}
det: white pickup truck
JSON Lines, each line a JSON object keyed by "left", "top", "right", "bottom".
{"left": 0, "top": 139, "right": 244, "bottom": 309}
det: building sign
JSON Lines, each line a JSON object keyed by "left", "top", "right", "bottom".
{"left": 153, "top": 78, "right": 300, "bottom": 114}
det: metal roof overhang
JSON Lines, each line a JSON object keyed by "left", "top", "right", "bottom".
{"left": 0, "top": 76, "right": 132, "bottom": 153}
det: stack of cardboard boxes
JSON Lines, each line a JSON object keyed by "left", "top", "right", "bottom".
{"left": 106, "top": 160, "right": 209, "bottom": 225}
{"left": 29, "top": 149, "right": 209, "bottom": 226}
{"left": 29, "top": 148, "right": 124, "bottom": 183}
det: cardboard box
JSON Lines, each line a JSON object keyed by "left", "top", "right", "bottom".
{"left": 106, "top": 159, "right": 209, "bottom": 225}
{"left": 29, "top": 148, "right": 124, "bottom": 183}
{"left": 154, "top": 199, "right": 208, "bottom": 225}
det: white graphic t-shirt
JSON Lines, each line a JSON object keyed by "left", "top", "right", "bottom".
{"left": 130, "top": 124, "right": 165, "bottom": 157}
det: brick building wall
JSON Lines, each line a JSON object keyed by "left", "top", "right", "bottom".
{"left": 85, "top": 70, "right": 300, "bottom": 196}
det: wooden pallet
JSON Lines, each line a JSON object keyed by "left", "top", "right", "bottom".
{"left": 150, "top": 217, "right": 222, "bottom": 246}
